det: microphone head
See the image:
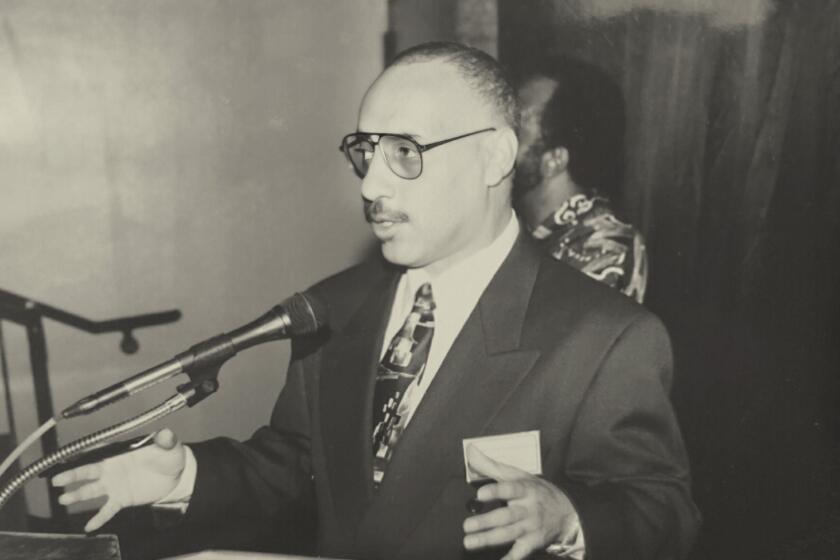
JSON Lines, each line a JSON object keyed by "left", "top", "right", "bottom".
{"left": 283, "top": 292, "right": 329, "bottom": 335}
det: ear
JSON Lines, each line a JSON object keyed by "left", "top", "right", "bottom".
{"left": 539, "top": 147, "right": 569, "bottom": 179}
{"left": 483, "top": 128, "right": 518, "bottom": 187}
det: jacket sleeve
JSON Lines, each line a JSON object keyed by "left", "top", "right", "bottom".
{"left": 559, "top": 313, "right": 701, "bottom": 560}
{"left": 182, "top": 350, "right": 316, "bottom": 526}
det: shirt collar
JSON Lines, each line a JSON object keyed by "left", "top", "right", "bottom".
{"left": 531, "top": 193, "right": 606, "bottom": 240}
{"left": 402, "top": 211, "right": 520, "bottom": 313}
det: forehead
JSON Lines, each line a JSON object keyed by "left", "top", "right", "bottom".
{"left": 358, "top": 59, "right": 493, "bottom": 137}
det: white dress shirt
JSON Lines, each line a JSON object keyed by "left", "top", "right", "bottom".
{"left": 377, "top": 211, "right": 520, "bottom": 429}
{"left": 160, "top": 211, "right": 583, "bottom": 557}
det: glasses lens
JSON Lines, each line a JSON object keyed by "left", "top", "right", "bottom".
{"left": 342, "top": 134, "right": 375, "bottom": 178}
{"left": 381, "top": 135, "right": 422, "bottom": 179}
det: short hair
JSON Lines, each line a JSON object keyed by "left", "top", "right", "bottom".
{"left": 521, "top": 56, "right": 625, "bottom": 200}
{"left": 390, "top": 41, "right": 520, "bottom": 133}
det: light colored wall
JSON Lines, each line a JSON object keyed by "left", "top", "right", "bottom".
{"left": 0, "top": 0, "right": 386, "bottom": 516}
{"left": 389, "top": 0, "right": 455, "bottom": 55}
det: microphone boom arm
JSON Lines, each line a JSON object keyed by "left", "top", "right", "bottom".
{"left": 0, "top": 291, "right": 327, "bottom": 517}
{"left": 0, "top": 387, "right": 195, "bottom": 512}
{"left": 61, "top": 295, "right": 315, "bottom": 418}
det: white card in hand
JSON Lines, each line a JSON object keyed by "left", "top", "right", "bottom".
{"left": 462, "top": 430, "right": 542, "bottom": 483}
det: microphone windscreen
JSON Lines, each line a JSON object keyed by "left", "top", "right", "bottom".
{"left": 284, "top": 292, "right": 329, "bottom": 335}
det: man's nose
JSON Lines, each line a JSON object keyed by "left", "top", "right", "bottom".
{"left": 360, "top": 148, "right": 397, "bottom": 201}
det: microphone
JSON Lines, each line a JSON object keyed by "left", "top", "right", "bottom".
{"left": 62, "top": 292, "right": 328, "bottom": 418}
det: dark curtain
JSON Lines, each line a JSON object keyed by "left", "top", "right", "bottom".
{"left": 499, "top": 1, "right": 840, "bottom": 559}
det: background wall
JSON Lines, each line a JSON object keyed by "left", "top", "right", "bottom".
{"left": 495, "top": 1, "right": 840, "bottom": 559}
{"left": 0, "top": 0, "right": 386, "bottom": 517}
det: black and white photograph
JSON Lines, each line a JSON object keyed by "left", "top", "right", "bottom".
{"left": 0, "top": 1, "right": 838, "bottom": 559}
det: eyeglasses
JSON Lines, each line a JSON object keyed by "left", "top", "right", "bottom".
{"left": 338, "top": 127, "right": 496, "bottom": 180}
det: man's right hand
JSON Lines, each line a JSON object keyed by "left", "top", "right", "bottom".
{"left": 52, "top": 428, "right": 187, "bottom": 532}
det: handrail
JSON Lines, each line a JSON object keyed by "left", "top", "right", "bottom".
{"left": 0, "top": 288, "right": 181, "bottom": 354}
{"left": 0, "top": 287, "right": 182, "bottom": 523}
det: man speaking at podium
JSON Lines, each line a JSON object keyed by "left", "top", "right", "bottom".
{"left": 53, "top": 42, "right": 699, "bottom": 560}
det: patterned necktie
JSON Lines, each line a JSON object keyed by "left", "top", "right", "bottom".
{"left": 371, "top": 282, "right": 435, "bottom": 485}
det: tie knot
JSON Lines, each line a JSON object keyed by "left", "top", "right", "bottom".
{"left": 413, "top": 282, "right": 435, "bottom": 313}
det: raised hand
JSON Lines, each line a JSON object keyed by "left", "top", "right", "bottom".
{"left": 462, "top": 445, "right": 580, "bottom": 560}
{"left": 51, "top": 428, "right": 187, "bottom": 532}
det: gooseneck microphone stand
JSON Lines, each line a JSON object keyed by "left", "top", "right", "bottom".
{"left": 0, "top": 288, "right": 181, "bottom": 525}
{"left": 0, "top": 289, "right": 326, "bottom": 529}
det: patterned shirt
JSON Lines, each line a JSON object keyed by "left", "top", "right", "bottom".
{"left": 530, "top": 194, "right": 648, "bottom": 303}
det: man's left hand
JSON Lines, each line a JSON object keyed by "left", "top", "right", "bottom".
{"left": 463, "top": 446, "right": 578, "bottom": 560}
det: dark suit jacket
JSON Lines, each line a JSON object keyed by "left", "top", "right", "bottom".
{"left": 183, "top": 234, "right": 700, "bottom": 560}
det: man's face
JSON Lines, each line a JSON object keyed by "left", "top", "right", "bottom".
{"left": 513, "top": 76, "right": 558, "bottom": 195}
{"left": 356, "top": 60, "right": 500, "bottom": 272}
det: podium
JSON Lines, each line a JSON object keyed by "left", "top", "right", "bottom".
{"left": 166, "top": 552, "right": 341, "bottom": 559}
{"left": 0, "top": 533, "right": 342, "bottom": 560}
{"left": 0, "top": 531, "right": 121, "bottom": 559}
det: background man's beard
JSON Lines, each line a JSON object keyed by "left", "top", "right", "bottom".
{"left": 513, "top": 149, "right": 544, "bottom": 198}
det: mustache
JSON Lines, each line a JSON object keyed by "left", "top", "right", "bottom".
{"left": 363, "top": 199, "right": 409, "bottom": 223}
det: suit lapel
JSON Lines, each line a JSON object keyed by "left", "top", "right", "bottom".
{"left": 355, "top": 235, "right": 544, "bottom": 557}
{"left": 319, "top": 266, "right": 399, "bottom": 526}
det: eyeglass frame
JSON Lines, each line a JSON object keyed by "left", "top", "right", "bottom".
{"left": 338, "top": 127, "right": 497, "bottom": 180}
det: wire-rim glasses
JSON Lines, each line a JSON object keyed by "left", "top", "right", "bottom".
{"left": 338, "top": 127, "right": 496, "bottom": 180}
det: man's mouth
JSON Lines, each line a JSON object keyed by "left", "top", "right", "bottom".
{"left": 369, "top": 217, "right": 407, "bottom": 238}
{"left": 364, "top": 200, "right": 409, "bottom": 226}
{"left": 369, "top": 216, "right": 405, "bottom": 226}
{"left": 366, "top": 209, "right": 408, "bottom": 239}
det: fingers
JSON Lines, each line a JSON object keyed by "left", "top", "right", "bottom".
{"left": 84, "top": 499, "right": 122, "bottom": 533}
{"left": 51, "top": 462, "right": 104, "bottom": 487}
{"left": 462, "top": 478, "right": 559, "bottom": 555}
{"left": 500, "top": 533, "right": 544, "bottom": 560}
{"left": 476, "top": 480, "right": 529, "bottom": 502}
{"left": 57, "top": 480, "right": 107, "bottom": 506}
{"left": 465, "top": 445, "right": 501, "bottom": 480}
{"left": 154, "top": 428, "right": 178, "bottom": 450}
{"left": 464, "top": 504, "right": 528, "bottom": 533}
{"left": 466, "top": 445, "right": 527, "bottom": 482}
{"left": 463, "top": 518, "right": 529, "bottom": 550}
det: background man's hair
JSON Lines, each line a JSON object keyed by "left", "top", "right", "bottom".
{"left": 390, "top": 41, "right": 520, "bottom": 133}
{"left": 522, "top": 56, "right": 626, "bottom": 201}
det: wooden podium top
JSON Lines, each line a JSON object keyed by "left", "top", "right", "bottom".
{"left": 0, "top": 531, "right": 121, "bottom": 560}
{"left": 166, "top": 551, "right": 344, "bottom": 560}
{"left": 0, "top": 533, "right": 340, "bottom": 560}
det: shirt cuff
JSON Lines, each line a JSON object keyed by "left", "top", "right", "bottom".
{"left": 153, "top": 444, "right": 197, "bottom": 511}
{"left": 545, "top": 509, "right": 586, "bottom": 559}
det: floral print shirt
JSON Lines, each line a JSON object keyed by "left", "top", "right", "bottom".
{"left": 530, "top": 194, "right": 648, "bottom": 303}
